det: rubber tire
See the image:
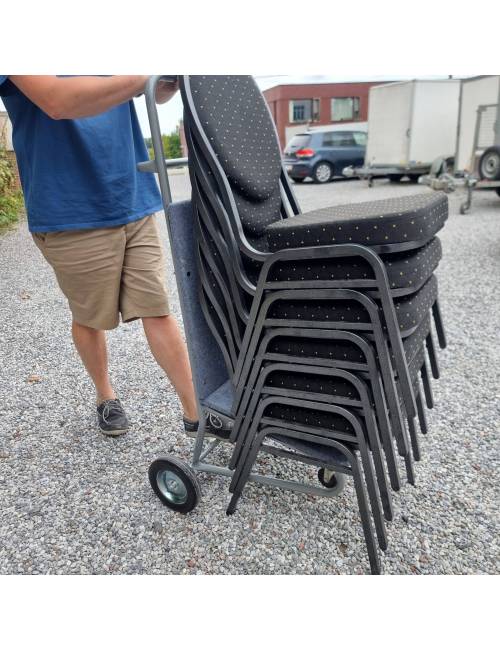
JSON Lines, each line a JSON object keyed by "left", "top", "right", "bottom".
{"left": 408, "top": 174, "right": 421, "bottom": 183}
{"left": 312, "top": 162, "right": 334, "bottom": 184}
{"left": 479, "top": 146, "right": 500, "bottom": 181}
{"left": 149, "top": 456, "right": 201, "bottom": 513}
{"left": 318, "top": 467, "right": 339, "bottom": 489}
{"left": 292, "top": 177, "right": 305, "bottom": 184}
{"left": 496, "top": 188, "right": 500, "bottom": 198}
{"left": 388, "top": 175, "right": 403, "bottom": 183}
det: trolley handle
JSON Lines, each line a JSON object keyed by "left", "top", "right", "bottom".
{"left": 138, "top": 75, "right": 181, "bottom": 210}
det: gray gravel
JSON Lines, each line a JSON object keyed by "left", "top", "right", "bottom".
{"left": 0, "top": 174, "right": 499, "bottom": 574}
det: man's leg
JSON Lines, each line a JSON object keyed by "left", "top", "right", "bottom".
{"left": 71, "top": 321, "right": 116, "bottom": 404}
{"left": 142, "top": 315, "right": 198, "bottom": 422}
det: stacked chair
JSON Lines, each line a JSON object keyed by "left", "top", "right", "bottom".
{"left": 146, "top": 75, "right": 448, "bottom": 574}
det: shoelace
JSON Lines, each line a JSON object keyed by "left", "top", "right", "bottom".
{"left": 100, "top": 400, "right": 122, "bottom": 424}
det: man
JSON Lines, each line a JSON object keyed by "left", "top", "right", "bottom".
{"left": 0, "top": 75, "right": 228, "bottom": 438}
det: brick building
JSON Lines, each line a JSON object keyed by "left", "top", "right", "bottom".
{"left": 0, "top": 111, "right": 21, "bottom": 189}
{"left": 263, "top": 80, "right": 389, "bottom": 150}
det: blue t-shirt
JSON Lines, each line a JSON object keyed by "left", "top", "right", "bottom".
{"left": 0, "top": 76, "right": 162, "bottom": 232}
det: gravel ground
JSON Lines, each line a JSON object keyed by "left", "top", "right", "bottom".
{"left": 0, "top": 174, "right": 499, "bottom": 575}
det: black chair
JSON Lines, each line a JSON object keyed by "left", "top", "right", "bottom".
{"left": 180, "top": 75, "right": 447, "bottom": 426}
{"left": 142, "top": 75, "right": 448, "bottom": 574}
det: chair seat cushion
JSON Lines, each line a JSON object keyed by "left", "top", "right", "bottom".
{"left": 268, "top": 434, "right": 352, "bottom": 469}
{"left": 267, "top": 274, "right": 437, "bottom": 335}
{"left": 266, "top": 193, "right": 448, "bottom": 250}
{"left": 267, "top": 236, "right": 442, "bottom": 291}
{"left": 266, "top": 311, "right": 431, "bottom": 368}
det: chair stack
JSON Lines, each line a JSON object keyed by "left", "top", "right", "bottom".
{"left": 179, "top": 75, "right": 448, "bottom": 574}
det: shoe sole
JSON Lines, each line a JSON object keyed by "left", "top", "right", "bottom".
{"left": 185, "top": 430, "right": 230, "bottom": 441}
{"left": 99, "top": 426, "right": 129, "bottom": 437}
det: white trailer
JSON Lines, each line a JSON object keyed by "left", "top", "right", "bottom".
{"left": 344, "top": 79, "right": 461, "bottom": 184}
{"left": 455, "top": 75, "right": 500, "bottom": 173}
{"left": 420, "top": 76, "right": 500, "bottom": 214}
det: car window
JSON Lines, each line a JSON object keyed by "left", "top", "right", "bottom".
{"left": 322, "top": 132, "right": 355, "bottom": 147}
{"left": 286, "top": 134, "right": 311, "bottom": 151}
{"left": 353, "top": 132, "right": 367, "bottom": 146}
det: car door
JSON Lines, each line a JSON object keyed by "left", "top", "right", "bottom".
{"left": 322, "top": 131, "right": 361, "bottom": 172}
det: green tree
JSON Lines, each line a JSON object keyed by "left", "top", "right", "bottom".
{"left": 0, "top": 144, "right": 23, "bottom": 230}
{"left": 145, "top": 128, "right": 182, "bottom": 160}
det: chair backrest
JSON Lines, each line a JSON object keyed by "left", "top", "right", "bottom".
{"left": 180, "top": 75, "right": 297, "bottom": 244}
{"left": 166, "top": 200, "right": 229, "bottom": 402}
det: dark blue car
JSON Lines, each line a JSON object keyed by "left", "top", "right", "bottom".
{"left": 283, "top": 128, "right": 367, "bottom": 184}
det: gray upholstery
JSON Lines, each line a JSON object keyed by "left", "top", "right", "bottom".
{"left": 166, "top": 201, "right": 229, "bottom": 404}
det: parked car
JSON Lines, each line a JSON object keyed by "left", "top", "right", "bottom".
{"left": 283, "top": 128, "right": 367, "bottom": 184}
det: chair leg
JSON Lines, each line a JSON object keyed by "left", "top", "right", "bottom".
{"left": 426, "top": 332, "right": 440, "bottom": 379}
{"left": 421, "top": 360, "right": 434, "bottom": 409}
{"left": 432, "top": 299, "right": 447, "bottom": 350}
{"left": 370, "top": 373, "right": 401, "bottom": 492}
{"left": 407, "top": 416, "right": 421, "bottom": 462}
{"left": 404, "top": 451, "right": 416, "bottom": 486}
{"left": 362, "top": 410, "right": 394, "bottom": 522}
{"left": 356, "top": 441, "right": 388, "bottom": 550}
{"left": 416, "top": 389, "right": 428, "bottom": 435}
{"left": 351, "top": 454, "right": 382, "bottom": 575}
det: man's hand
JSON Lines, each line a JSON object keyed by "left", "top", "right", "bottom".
{"left": 155, "top": 78, "right": 179, "bottom": 105}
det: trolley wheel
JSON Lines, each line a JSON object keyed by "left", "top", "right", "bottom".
{"left": 149, "top": 456, "right": 201, "bottom": 513}
{"left": 318, "top": 468, "right": 346, "bottom": 494}
{"left": 479, "top": 146, "right": 500, "bottom": 181}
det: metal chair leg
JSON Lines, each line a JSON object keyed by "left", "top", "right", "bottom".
{"left": 432, "top": 299, "right": 447, "bottom": 350}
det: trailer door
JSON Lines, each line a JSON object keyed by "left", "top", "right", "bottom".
{"left": 409, "top": 81, "right": 460, "bottom": 165}
{"left": 365, "top": 82, "right": 413, "bottom": 167}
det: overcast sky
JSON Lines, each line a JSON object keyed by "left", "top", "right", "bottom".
{"left": 134, "top": 74, "right": 452, "bottom": 137}
{"left": 2, "top": 75, "right": 453, "bottom": 138}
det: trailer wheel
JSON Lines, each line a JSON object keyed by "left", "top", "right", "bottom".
{"left": 479, "top": 147, "right": 500, "bottom": 181}
{"left": 388, "top": 175, "right": 403, "bottom": 183}
{"left": 495, "top": 188, "right": 500, "bottom": 198}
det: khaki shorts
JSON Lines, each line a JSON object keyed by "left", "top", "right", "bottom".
{"left": 32, "top": 215, "right": 170, "bottom": 330}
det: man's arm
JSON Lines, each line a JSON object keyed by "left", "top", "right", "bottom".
{"left": 8, "top": 75, "right": 178, "bottom": 120}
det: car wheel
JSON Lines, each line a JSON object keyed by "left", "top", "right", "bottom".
{"left": 292, "top": 177, "right": 305, "bottom": 184}
{"left": 479, "top": 146, "right": 500, "bottom": 181}
{"left": 312, "top": 162, "right": 334, "bottom": 184}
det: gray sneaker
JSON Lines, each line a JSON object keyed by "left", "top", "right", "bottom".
{"left": 97, "top": 399, "right": 129, "bottom": 436}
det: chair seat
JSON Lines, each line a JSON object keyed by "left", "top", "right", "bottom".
{"left": 267, "top": 310, "right": 431, "bottom": 366}
{"left": 267, "top": 236, "right": 442, "bottom": 291}
{"left": 266, "top": 193, "right": 448, "bottom": 251}
{"left": 268, "top": 434, "right": 352, "bottom": 470}
{"left": 268, "top": 274, "right": 437, "bottom": 334}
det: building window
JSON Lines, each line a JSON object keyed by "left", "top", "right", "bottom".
{"left": 331, "top": 97, "right": 360, "bottom": 122}
{"left": 289, "top": 99, "right": 320, "bottom": 123}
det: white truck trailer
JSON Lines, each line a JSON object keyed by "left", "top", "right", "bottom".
{"left": 421, "top": 76, "right": 500, "bottom": 214}
{"left": 344, "top": 79, "right": 461, "bottom": 184}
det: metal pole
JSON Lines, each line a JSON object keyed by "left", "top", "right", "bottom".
{"left": 144, "top": 75, "right": 177, "bottom": 209}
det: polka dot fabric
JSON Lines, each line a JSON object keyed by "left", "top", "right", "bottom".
{"left": 188, "top": 75, "right": 283, "bottom": 237}
{"left": 266, "top": 193, "right": 448, "bottom": 250}
{"left": 268, "top": 236, "right": 442, "bottom": 291}
{"left": 268, "top": 274, "right": 438, "bottom": 335}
